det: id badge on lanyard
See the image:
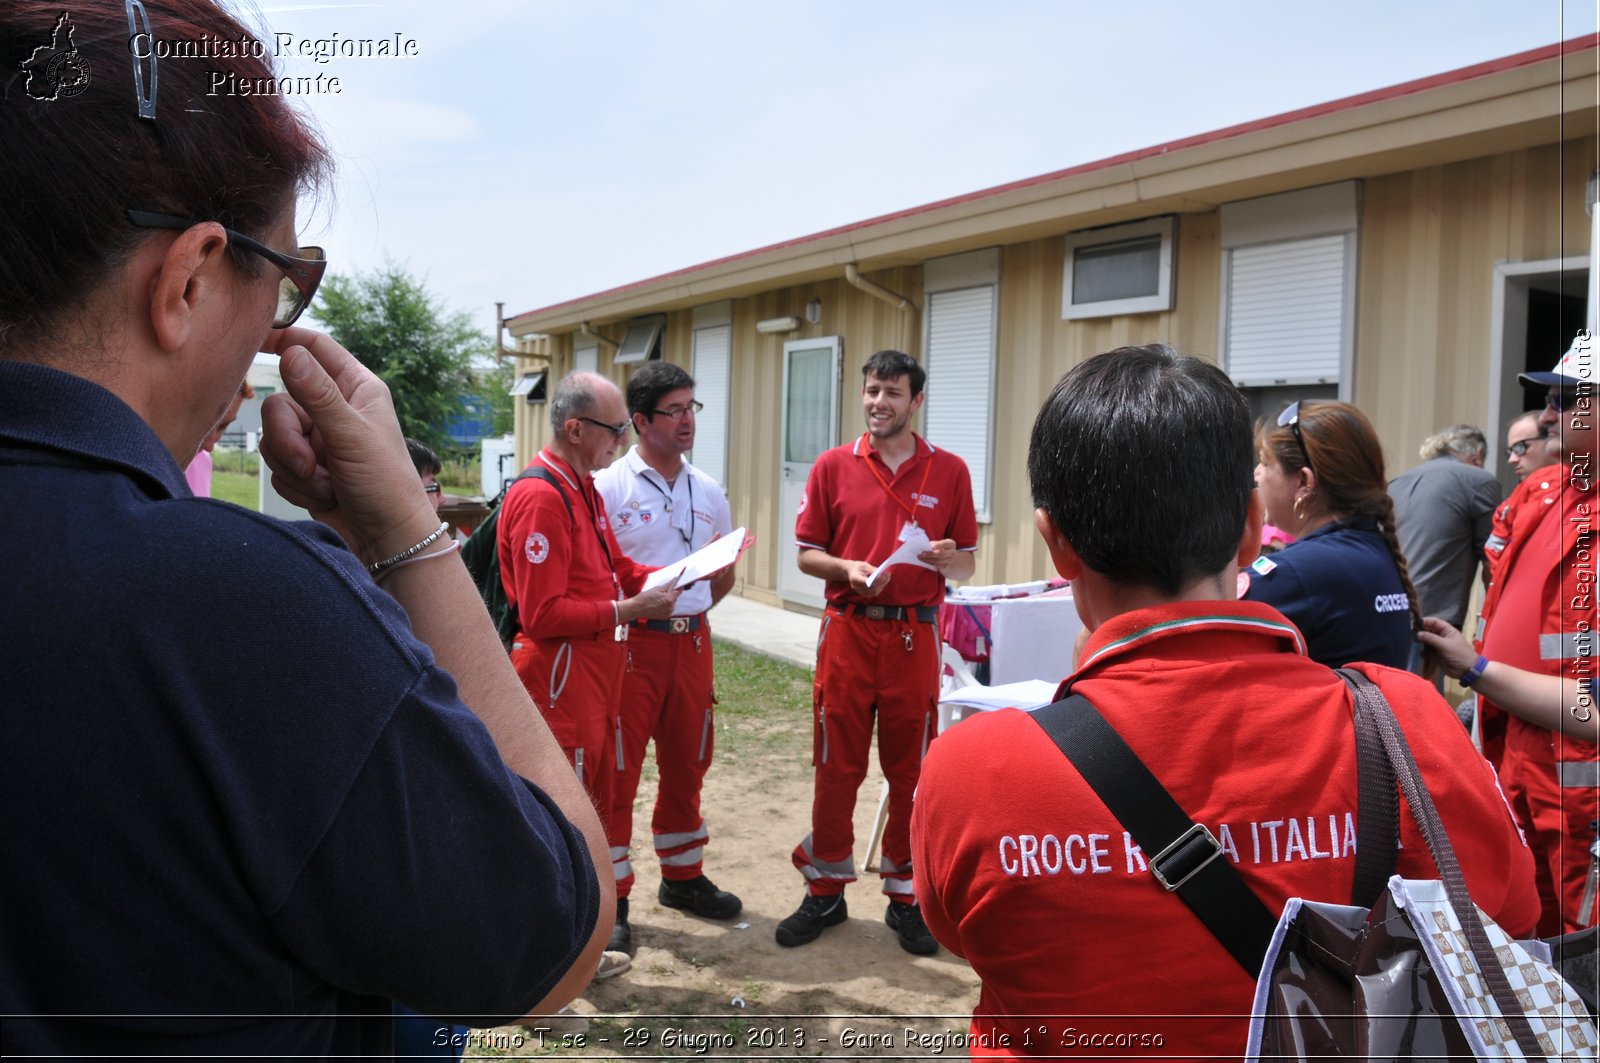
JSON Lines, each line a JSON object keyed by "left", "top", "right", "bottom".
{"left": 897, "top": 520, "right": 920, "bottom": 543}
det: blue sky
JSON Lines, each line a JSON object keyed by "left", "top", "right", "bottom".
{"left": 258, "top": 1, "right": 1597, "bottom": 337}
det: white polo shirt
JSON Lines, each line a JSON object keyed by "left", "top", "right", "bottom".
{"left": 594, "top": 445, "right": 733, "bottom": 617}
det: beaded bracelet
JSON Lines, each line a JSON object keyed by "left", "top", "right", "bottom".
{"left": 1458, "top": 654, "right": 1491, "bottom": 688}
{"left": 368, "top": 522, "right": 449, "bottom": 580}
{"left": 373, "top": 539, "right": 460, "bottom": 584}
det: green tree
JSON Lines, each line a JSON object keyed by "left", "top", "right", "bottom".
{"left": 311, "top": 263, "right": 489, "bottom": 453}
{"left": 477, "top": 359, "right": 516, "bottom": 438}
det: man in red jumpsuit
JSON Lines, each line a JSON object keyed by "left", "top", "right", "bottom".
{"left": 498, "top": 371, "right": 682, "bottom": 976}
{"left": 1474, "top": 336, "right": 1599, "bottom": 935}
{"left": 594, "top": 362, "right": 741, "bottom": 958}
{"left": 781, "top": 349, "right": 978, "bottom": 955}
{"left": 913, "top": 344, "right": 1537, "bottom": 1058}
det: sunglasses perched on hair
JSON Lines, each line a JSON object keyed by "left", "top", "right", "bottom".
{"left": 1506, "top": 435, "right": 1548, "bottom": 457}
{"left": 126, "top": 210, "right": 327, "bottom": 328}
{"left": 1277, "top": 400, "right": 1317, "bottom": 478}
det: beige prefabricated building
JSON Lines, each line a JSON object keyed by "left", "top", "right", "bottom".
{"left": 504, "top": 37, "right": 1599, "bottom": 613}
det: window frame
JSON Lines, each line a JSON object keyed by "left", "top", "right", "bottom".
{"left": 1060, "top": 216, "right": 1176, "bottom": 321}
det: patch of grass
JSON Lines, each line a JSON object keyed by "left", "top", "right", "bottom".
{"left": 209, "top": 469, "right": 260, "bottom": 510}
{"left": 709, "top": 640, "right": 813, "bottom": 764}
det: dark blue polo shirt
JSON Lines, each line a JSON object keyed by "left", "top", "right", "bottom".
{"left": 1242, "top": 516, "right": 1415, "bottom": 670}
{"left": 0, "top": 361, "right": 598, "bottom": 1057}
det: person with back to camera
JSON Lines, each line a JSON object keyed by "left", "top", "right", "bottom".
{"left": 1388, "top": 423, "right": 1503, "bottom": 677}
{"left": 0, "top": 1, "right": 611, "bottom": 1055}
{"left": 1242, "top": 399, "right": 1423, "bottom": 670}
{"left": 912, "top": 344, "right": 1537, "bottom": 1059}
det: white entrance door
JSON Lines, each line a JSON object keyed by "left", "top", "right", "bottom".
{"left": 777, "top": 336, "right": 841, "bottom": 609}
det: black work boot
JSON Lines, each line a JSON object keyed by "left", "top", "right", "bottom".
{"left": 885, "top": 901, "right": 938, "bottom": 956}
{"left": 774, "top": 893, "right": 848, "bottom": 947}
{"left": 607, "top": 897, "right": 634, "bottom": 957}
{"left": 657, "top": 874, "right": 742, "bottom": 919}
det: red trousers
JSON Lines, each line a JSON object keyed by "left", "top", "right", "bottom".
{"left": 511, "top": 633, "right": 624, "bottom": 846}
{"left": 793, "top": 608, "right": 939, "bottom": 899}
{"left": 1503, "top": 719, "right": 1600, "bottom": 934}
{"left": 605, "top": 622, "right": 718, "bottom": 899}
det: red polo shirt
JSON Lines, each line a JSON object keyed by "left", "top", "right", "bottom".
{"left": 913, "top": 600, "right": 1537, "bottom": 1059}
{"left": 795, "top": 433, "right": 978, "bottom": 608}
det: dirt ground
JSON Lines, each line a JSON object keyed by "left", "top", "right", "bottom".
{"left": 466, "top": 643, "right": 983, "bottom": 1060}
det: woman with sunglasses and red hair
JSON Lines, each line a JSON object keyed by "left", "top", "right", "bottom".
{"left": 0, "top": 0, "right": 611, "bottom": 1055}
{"left": 1243, "top": 400, "right": 1424, "bottom": 671}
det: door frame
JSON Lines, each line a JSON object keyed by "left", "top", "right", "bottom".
{"left": 777, "top": 335, "right": 842, "bottom": 609}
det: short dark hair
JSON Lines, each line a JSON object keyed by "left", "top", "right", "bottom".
{"left": 862, "top": 350, "right": 926, "bottom": 398}
{"left": 405, "top": 438, "right": 441, "bottom": 477}
{"left": 1027, "top": 344, "right": 1254, "bottom": 595}
{"left": 626, "top": 362, "right": 695, "bottom": 419}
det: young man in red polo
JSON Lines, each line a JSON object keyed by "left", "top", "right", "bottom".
{"left": 781, "top": 350, "right": 978, "bottom": 954}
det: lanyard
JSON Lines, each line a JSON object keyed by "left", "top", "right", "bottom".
{"left": 642, "top": 468, "right": 695, "bottom": 555}
{"left": 859, "top": 433, "right": 932, "bottom": 526}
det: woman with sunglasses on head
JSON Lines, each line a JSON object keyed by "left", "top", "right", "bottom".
{"left": 1242, "top": 400, "right": 1424, "bottom": 671}
{"left": 0, "top": 1, "right": 611, "bottom": 1056}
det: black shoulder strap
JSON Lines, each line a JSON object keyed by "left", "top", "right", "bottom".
{"left": 1030, "top": 675, "right": 1400, "bottom": 978}
{"left": 521, "top": 465, "right": 574, "bottom": 523}
{"left": 1029, "top": 694, "right": 1278, "bottom": 976}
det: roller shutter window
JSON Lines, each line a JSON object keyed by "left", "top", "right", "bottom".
{"left": 573, "top": 342, "right": 599, "bottom": 375}
{"left": 1223, "top": 234, "right": 1349, "bottom": 387}
{"left": 924, "top": 284, "right": 995, "bottom": 521}
{"left": 691, "top": 323, "right": 731, "bottom": 486}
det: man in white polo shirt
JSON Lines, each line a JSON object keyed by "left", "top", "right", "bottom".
{"left": 594, "top": 362, "right": 740, "bottom": 957}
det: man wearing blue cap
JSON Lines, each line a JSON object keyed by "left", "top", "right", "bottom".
{"left": 1472, "top": 334, "right": 1598, "bottom": 934}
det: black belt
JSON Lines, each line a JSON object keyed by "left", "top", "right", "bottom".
{"left": 832, "top": 603, "right": 938, "bottom": 623}
{"left": 636, "top": 614, "right": 705, "bottom": 634}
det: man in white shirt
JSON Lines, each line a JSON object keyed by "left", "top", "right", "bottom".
{"left": 593, "top": 362, "right": 740, "bottom": 957}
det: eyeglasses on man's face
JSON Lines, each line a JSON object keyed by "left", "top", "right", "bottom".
{"left": 578, "top": 416, "right": 630, "bottom": 439}
{"left": 1507, "top": 435, "right": 1547, "bottom": 458}
{"left": 650, "top": 400, "right": 704, "bottom": 422}
{"left": 126, "top": 209, "right": 327, "bottom": 328}
{"left": 1276, "top": 400, "right": 1317, "bottom": 478}
{"left": 422, "top": 483, "right": 442, "bottom": 495}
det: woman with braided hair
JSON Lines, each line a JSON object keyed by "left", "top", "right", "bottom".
{"left": 1242, "top": 399, "right": 1422, "bottom": 670}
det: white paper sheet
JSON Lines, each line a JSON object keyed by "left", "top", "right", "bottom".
{"left": 937, "top": 679, "right": 1060, "bottom": 712}
{"left": 866, "top": 526, "right": 935, "bottom": 587}
{"left": 642, "top": 528, "right": 751, "bottom": 592}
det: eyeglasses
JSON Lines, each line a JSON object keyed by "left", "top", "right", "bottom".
{"left": 126, "top": 209, "right": 327, "bottom": 328}
{"left": 1277, "top": 400, "right": 1316, "bottom": 478}
{"left": 578, "top": 416, "right": 630, "bottom": 439}
{"left": 650, "top": 400, "right": 703, "bottom": 421}
{"left": 1507, "top": 435, "right": 1547, "bottom": 457}
{"left": 422, "top": 483, "right": 442, "bottom": 495}
{"left": 1545, "top": 390, "right": 1583, "bottom": 413}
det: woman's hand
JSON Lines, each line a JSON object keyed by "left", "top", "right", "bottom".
{"left": 1416, "top": 617, "right": 1477, "bottom": 680}
{"left": 257, "top": 327, "right": 436, "bottom": 565}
